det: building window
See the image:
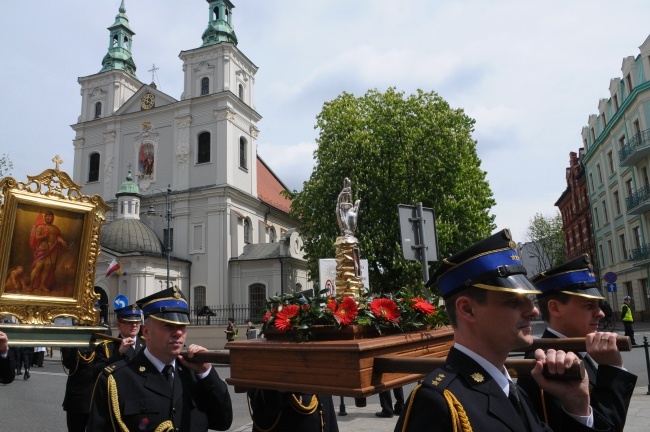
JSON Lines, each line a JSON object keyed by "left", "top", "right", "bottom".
{"left": 607, "top": 151, "right": 614, "bottom": 174}
{"left": 243, "top": 218, "right": 251, "bottom": 244}
{"left": 602, "top": 200, "right": 608, "bottom": 223}
{"left": 613, "top": 94, "right": 619, "bottom": 110}
{"left": 201, "top": 77, "right": 209, "bottom": 95}
{"left": 594, "top": 207, "right": 600, "bottom": 228}
{"left": 269, "top": 227, "right": 276, "bottom": 243}
{"left": 94, "top": 102, "right": 102, "bottom": 119}
{"left": 633, "top": 120, "right": 641, "bottom": 139}
{"left": 589, "top": 173, "right": 594, "bottom": 191}
{"left": 607, "top": 240, "right": 613, "bottom": 263}
{"left": 197, "top": 132, "right": 211, "bottom": 164}
{"left": 602, "top": 113, "right": 607, "bottom": 127}
{"left": 596, "top": 164, "right": 602, "bottom": 184}
{"left": 633, "top": 226, "right": 641, "bottom": 249}
{"left": 88, "top": 153, "right": 100, "bottom": 182}
{"left": 644, "top": 167, "right": 650, "bottom": 188}
{"left": 613, "top": 191, "right": 620, "bottom": 215}
{"left": 194, "top": 286, "right": 206, "bottom": 310}
{"left": 249, "top": 283, "right": 266, "bottom": 321}
{"left": 239, "top": 137, "right": 247, "bottom": 169}
{"left": 191, "top": 223, "right": 204, "bottom": 253}
{"left": 591, "top": 128, "right": 596, "bottom": 142}
{"left": 598, "top": 244, "right": 605, "bottom": 267}
{"left": 238, "top": 83, "right": 244, "bottom": 99}
{"left": 620, "top": 234, "right": 628, "bottom": 260}
{"left": 626, "top": 179, "right": 633, "bottom": 197}
{"left": 619, "top": 135, "right": 626, "bottom": 150}
{"left": 626, "top": 74, "right": 633, "bottom": 94}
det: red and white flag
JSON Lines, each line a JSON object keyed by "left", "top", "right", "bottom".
{"left": 105, "top": 259, "right": 121, "bottom": 278}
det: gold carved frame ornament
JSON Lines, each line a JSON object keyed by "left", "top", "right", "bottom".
{"left": 0, "top": 158, "right": 110, "bottom": 324}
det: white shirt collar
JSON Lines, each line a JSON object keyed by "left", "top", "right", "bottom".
{"left": 454, "top": 343, "right": 512, "bottom": 396}
{"left": 143, "top": 348, "right": 175, "bottom": 373}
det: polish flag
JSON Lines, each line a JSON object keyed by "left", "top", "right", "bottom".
{"left": 105, "top": 259, "right": 121, "bottom": 278}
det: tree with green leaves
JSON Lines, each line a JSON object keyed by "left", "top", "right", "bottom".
{"left": 0, "top": 153, "right": 12, "bottom": 177}
{"left": 287, "top": 88, "right": 496, "bottom": 294}
{"left": 524, "top": 212, "right": 565, "bottom": 272}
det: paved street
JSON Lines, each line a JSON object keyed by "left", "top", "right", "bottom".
{"left": 1, "top": 321, "right": 649, "bottom": 431}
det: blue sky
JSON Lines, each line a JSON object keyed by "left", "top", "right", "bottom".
{"left": 2, "top": 0, "right": 650, "bottom": 242}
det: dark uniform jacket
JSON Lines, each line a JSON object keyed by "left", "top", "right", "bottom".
{"left": 518, "top": 329, "right": 637, "bottom": 432}
{"left": 248, "top": 389, "right": 339, "bottom": 432}
{"left": 0, "top": 351, "right": 16, "bottom": 384}
{"left": 61, "top": 347, "right": 96, "bottom": 414}
{"left": 395, "top": 347, "right": 615, "bottom": 432}
{"left": 87, "top": 350, "right": 232, "bottom": 431}
{"left": 93, "top": 335, "right": 146, "bottom": 379}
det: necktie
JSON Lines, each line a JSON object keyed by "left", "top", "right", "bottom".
{"left": 508, "top": 381, "right": 530, "bottom": 431}
{"left": 162, "top": 364, "right": 174, "bottom": 387}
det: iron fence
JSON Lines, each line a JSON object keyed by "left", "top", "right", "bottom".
{"left": 106, "top": 304, "right": 266, "bottom": 326}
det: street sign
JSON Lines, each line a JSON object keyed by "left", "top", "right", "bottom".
{"left": 606, "top": 283, "right": 617, "bottom": 293}
{"left": 113, "top": 294, "right": 129, "bottom": 310}
{"left": 603, "top": 272, "right": 617, "bottom": 284}
{"left": 398, "top": 204, "right": 438, "bottom": 262}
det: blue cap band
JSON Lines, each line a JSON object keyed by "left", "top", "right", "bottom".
{"left": 439, "top": 248, "right": 521, "bottom": 296}
{"left": 535, "top": 269, "right": 595, "bottom": 293}
{"left": 142, "top": 298, "right": 188, "bottom": 315}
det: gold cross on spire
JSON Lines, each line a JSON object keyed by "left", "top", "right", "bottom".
{"left": 52, "top": 155, "right": 63, "bottom": 171}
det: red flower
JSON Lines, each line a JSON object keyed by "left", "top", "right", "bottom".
{"left": 331, "top": 296, "right": 359, "bottom": 326}
{"left": 263, "top": 311, "right": 272, "bottom": 323}
{"left": 326, "top": 298, "right": 337, "bottom": 313}
{"left": 370, "top": 298, "right": 400, "bottom": 323}
{"left": 411, "top": 297, "right": 435, "bottom": 316}
{"left": 274, "top": 304, "right": 300, "bottom": 332}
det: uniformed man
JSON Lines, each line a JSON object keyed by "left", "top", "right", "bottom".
{"left": 62, "top": 345, "right": 96, "bottom": 431}
{"left": 395, "top": 229, "right": 616, "bottom": 432}
{"left": 0, "top": 331, "right": 16, "bottom": 384}
{"left": 518, "top": 255, "right": 637, "bottom": 431}
{"left": 93, "top": 303, "right": 146, "bottom": 379}
{"left": 87, "top": 286, "right": 233, "bottom": 431}
{"left": 621, "top": 296, "right": 637, "bottom": 345}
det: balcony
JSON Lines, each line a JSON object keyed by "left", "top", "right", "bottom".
{"left": 626, "top": 185, "right": 650, "bottom": 214}
{"left": 629, "top": 243, "right": 650, "bottom": 263}
{"left": 619, "top": 129, "right": 650, "bottom": 166}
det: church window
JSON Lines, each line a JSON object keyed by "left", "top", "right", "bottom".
{"left": 191, "top": 223, "right": 205, "bottom": 253}
{"left": 88, "top": 153, "right": 100, "bottom": 182}
{"left": 213, "top": 6, "right": 219, "bottom": 21}
{"left": 94, "top": 102, "right": 102, "bottom": 119}
{"left": 198, "top": 132, "right": 211, "bottom": 164}
{"left": 123, "top": 36, "right": 129, "bottom": 50}
{"left": 243, "top": 218, "right": 251, "bottom": 244}
{"left": 249, "top": 283, "right": 266, "bottom": 321}
{"left": 238, "top": 84, "right": 244, "bottom": 99}
{"left": 112, "top": 34, "right": 118, "bottom": 47}
{"left": 201, "top": 77, "right": 209, "bottom": 95}
{"left": 194, "top": 286, "right": 206, "bottom": 310}
{"left": 239, "top": 137, "right": 247, "bottom": 169}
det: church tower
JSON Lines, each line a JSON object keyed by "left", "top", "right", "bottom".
{"left": 76, "top": 1, "right": 142, "bottom": 124}
{"left": 177, "top": 0, "right": 260, "bottom": 195}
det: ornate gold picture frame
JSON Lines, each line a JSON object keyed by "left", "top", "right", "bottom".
{"left": 0, "top": 161, "right": 109, "bottom": 324}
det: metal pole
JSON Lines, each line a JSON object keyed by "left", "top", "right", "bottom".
{"left": 643, "top": 336, "right": 650, "bottom": 394}
{"left": 338, "top": 396, "right": 347, "bottom": 416}
{"left": 416, "top": 202, "right": 429, "bottom": 283}
{"left": 166, "top": 185, "right": 171, "bottom": 289}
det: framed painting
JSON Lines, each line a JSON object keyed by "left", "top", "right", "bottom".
{"left": 0, "top": 160, "right": 110, "bottom": 324}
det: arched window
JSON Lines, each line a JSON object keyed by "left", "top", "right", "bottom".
{"left": 212, "top": 6, "right": 219, "bottom": 21}
{"left": 94, "top": 102, "right": 102, "bottom": 119}
{"left": 194, "top": 286, "right": 207, "bottom": 310}
{"left": 238, "top": 83, "right": 244, "bottom": 99}
{"left": 201, "top": 77, "right": 209, "bottom": 95}
{"left": 88, "top": 153, "right": 100, "bottom": 182}
{"left": 269, "top": 227, "right": 276, "bottom": 243}
{"left": 249, "top": 283, "right": 266, "bottom": 321}
{"left": 239, "top": 137, "right": 247, "bottom": 169}
{"left": 197, "top": 132, "right": 211, "bottom": 163}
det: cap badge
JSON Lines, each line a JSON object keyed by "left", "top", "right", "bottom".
{"left": 139, "top": 366, "right": 146, "bottom": 372}
{"left": 173, "top": 286, "right": 181, "bottom": 299}
{"left": 470, "top": 373, "right": 484, "bottom": 383}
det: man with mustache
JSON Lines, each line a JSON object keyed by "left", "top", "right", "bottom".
{"left": 518, "top": 255, "right": 636, "bottom": 431}
{"left": 87, "top": 287, "right": 233, "bottom": 431}
{"left": 396, "top": 229, "right": 619, "bottom": 431}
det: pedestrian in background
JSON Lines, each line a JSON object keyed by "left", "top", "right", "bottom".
{"left": 621, "top": 296, "right": 637, "bottom": 345}
{"left": 225, "top": 317, "right": 237, "bottom": 346}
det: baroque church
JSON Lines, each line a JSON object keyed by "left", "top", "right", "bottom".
{"left": 72, "top": 0, "right": 310, "bottom": 319}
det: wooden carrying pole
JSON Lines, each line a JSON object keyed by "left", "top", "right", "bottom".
{"left": 513, "top": 335, "right": 631, "bottom": 353}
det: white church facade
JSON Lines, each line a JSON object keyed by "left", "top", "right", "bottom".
{"left": 71, "top": 1, "right": 310, "bottom": 320}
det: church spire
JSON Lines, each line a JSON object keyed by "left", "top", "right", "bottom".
{"left": 201, "top": 0, "right": 238, "bottom": 47}
{"left": 99, "top": 0, "right": 137, "bottom": 78}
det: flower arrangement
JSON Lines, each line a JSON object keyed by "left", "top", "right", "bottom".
{"left": 261, "top": 287, "right": 448, "bottom": 342}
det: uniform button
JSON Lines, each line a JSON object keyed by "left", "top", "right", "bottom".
{"left": 172, "top": 408, "right": 176, "bottom": 413}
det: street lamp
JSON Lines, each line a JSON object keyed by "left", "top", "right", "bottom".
{"left": 148, "top": 184, "right": 174, "bottom": 290}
